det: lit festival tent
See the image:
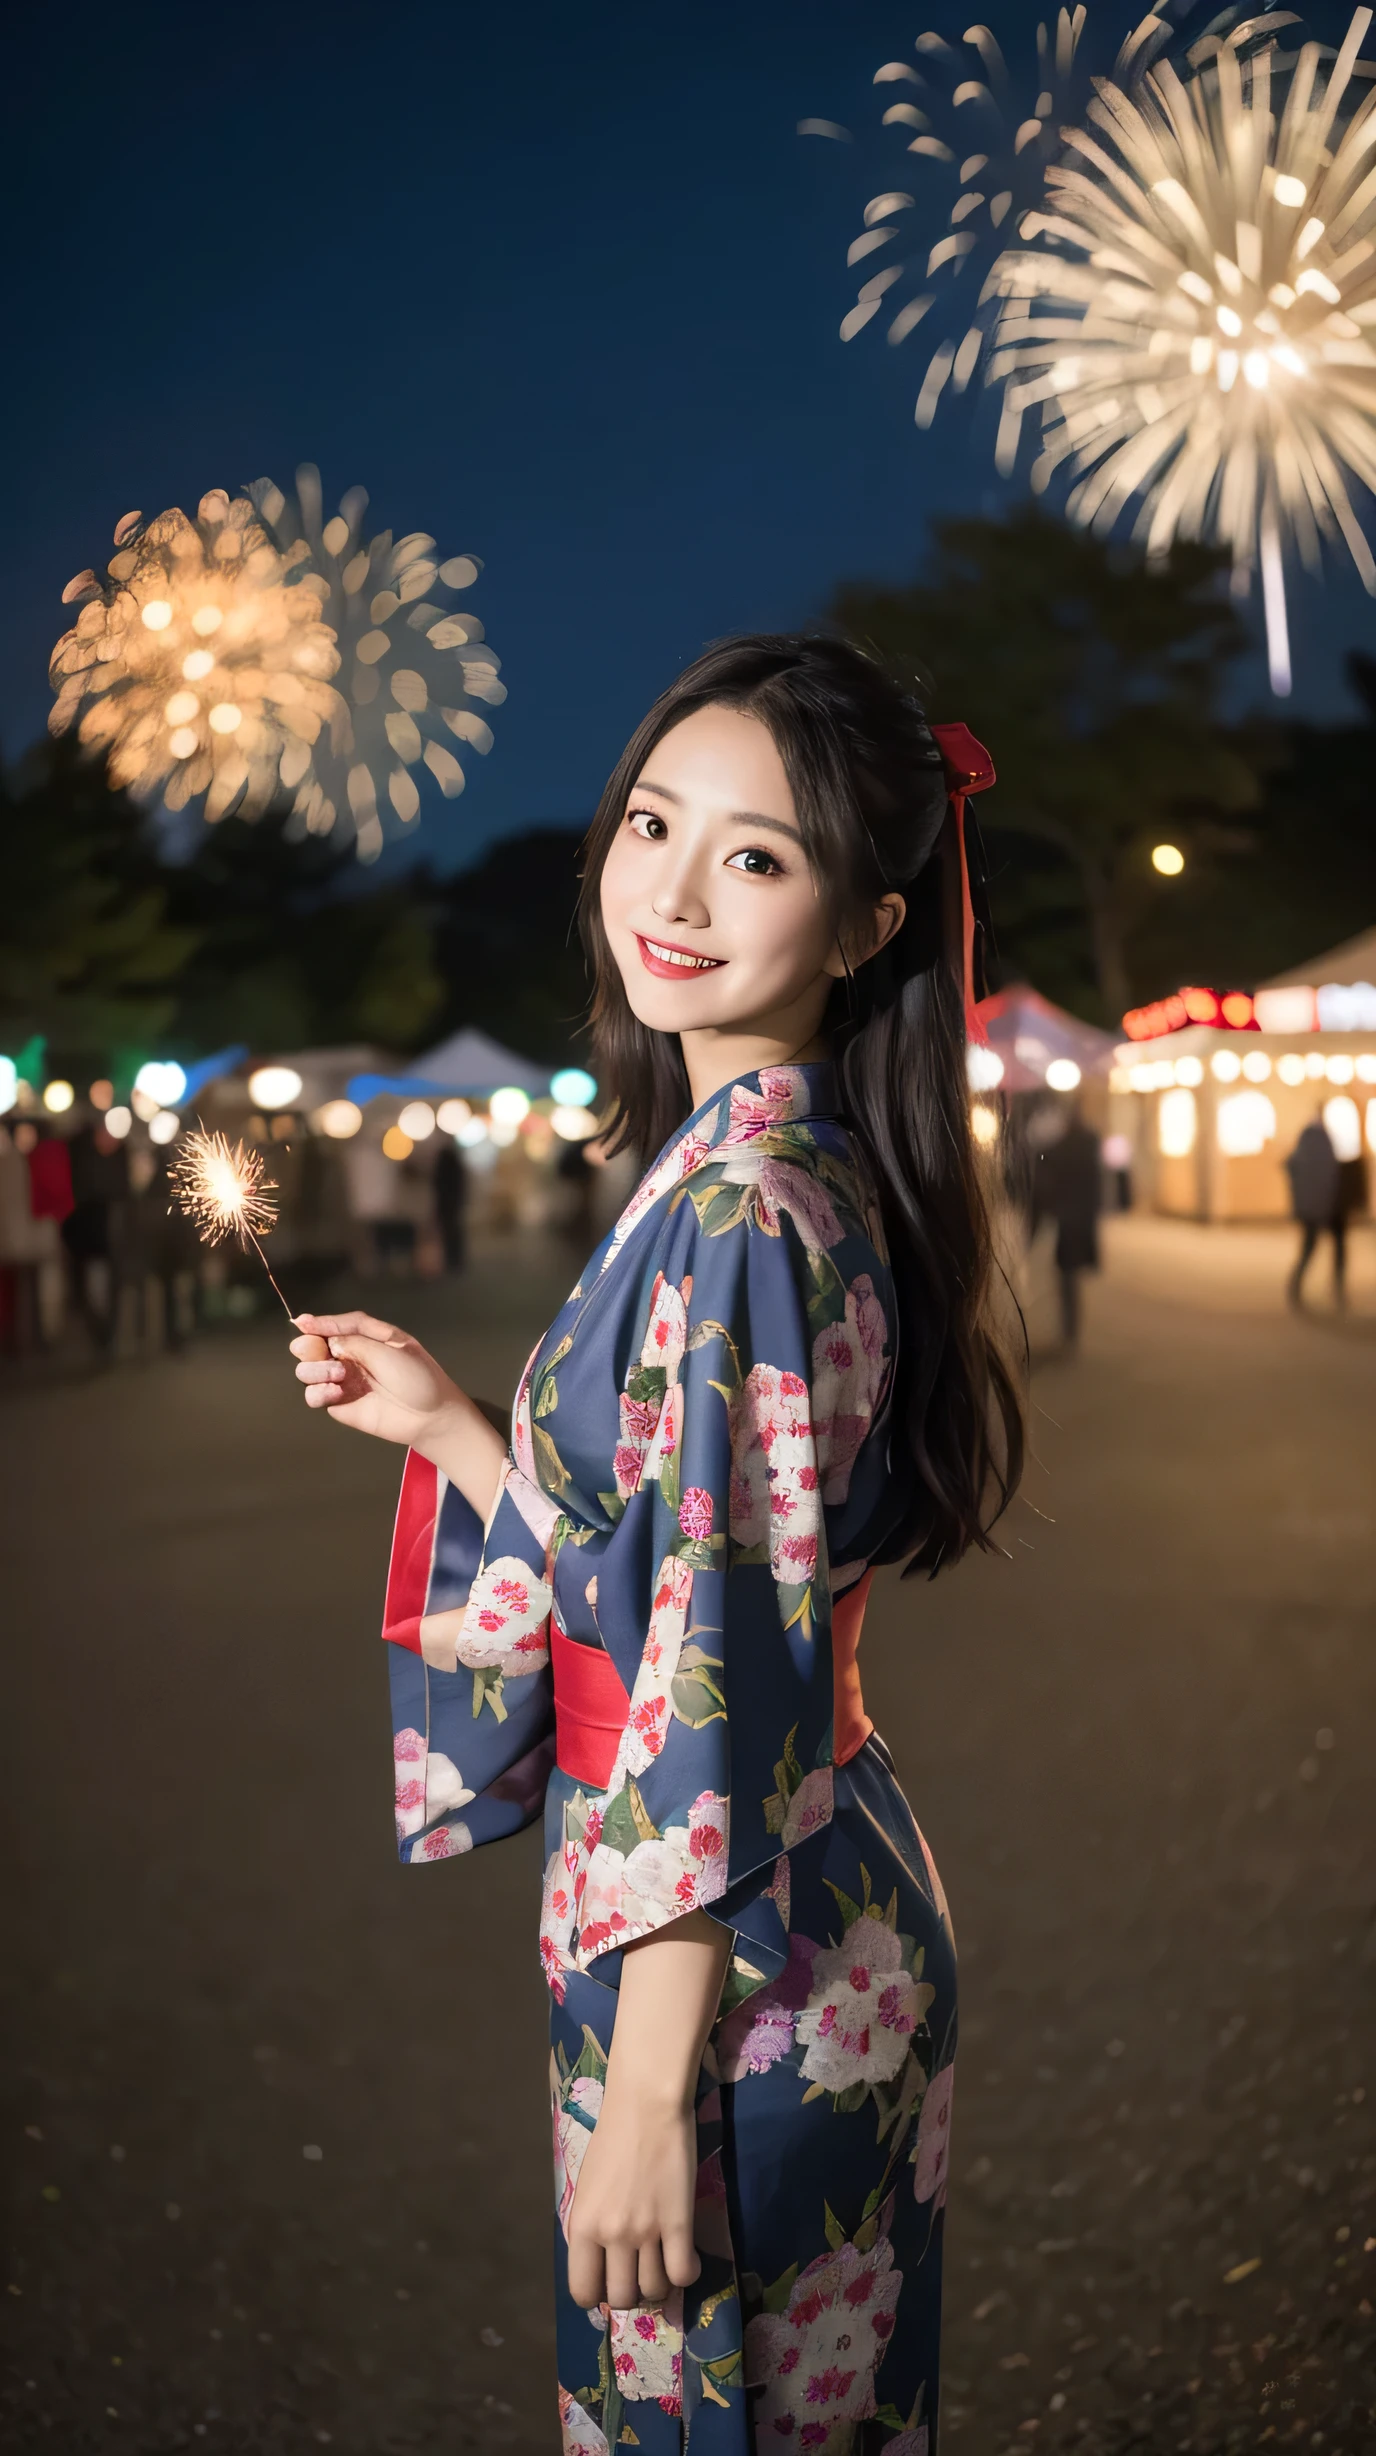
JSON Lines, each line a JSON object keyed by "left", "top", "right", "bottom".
{"left": 975, "top": 985, "right": 1119, "bottom": 1093}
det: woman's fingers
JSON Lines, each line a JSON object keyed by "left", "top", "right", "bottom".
{"left": 294, "top": 1359, "right": 346, "bottom": 1386}
{"left": 565, "top": 2236, "right": 605, "bottom": 2311}
{"left": 660, "top": 2228, "right": 701, "bottom": 2292}
{"left": 294, "top": 1309, "right": 407, "bottom": 1347}
{"left": 637, "top": 2241, "right": 673, "bottom": 2305}
{"left": 603, "top": 2249, "right": 642, "bottom": 2314}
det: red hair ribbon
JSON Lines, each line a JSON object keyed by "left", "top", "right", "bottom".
{"left": 930, "top": 721, "right": 996, "bottom": 1041}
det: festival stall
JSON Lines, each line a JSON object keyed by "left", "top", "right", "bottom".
{"left": 1108, "top": 929, "right": 1376, "bottom": 1221}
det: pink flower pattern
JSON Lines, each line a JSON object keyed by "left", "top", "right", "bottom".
{"left": 384, "top": 1063, "right": 953, "bottom": 2450}
{"left": 746, "top": 2239, "right": 903, "bottom": 2440}
{"left": 912, "top": 2063, "right": 954, "bottom": 2208}
{"left": 795, "top": 1915, "right": 924, "bottom": 2091}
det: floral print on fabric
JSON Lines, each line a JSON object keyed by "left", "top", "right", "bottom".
{"left": 380, "top": 1065, "right": 957, "bottom": 2454}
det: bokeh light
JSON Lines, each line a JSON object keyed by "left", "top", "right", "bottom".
{"left": 1152, "top": 845, "right": 1185, "bottom": 877}
{"left": 966, "top": 1044, "right": 1005, "bottom": 1092}
{"left": 489, "top": 1086, "right": 531, "bottom": 1126}
{"left": 148, "top": 1110, "right": 181, "bottom": 1145}
{"left": 42, "top": 1080, "right": 75, "bottom": 1112}
{"left": 1216, "top": 1090, "right": 1277, "bottom": 1157}
{"left": 1158, "top": 1087, "right": 1197, "bottom": 1157}
{"left": 381, "top": 1125, "right": 413, "bottom": 1161}
{"left": 313, "top": 1099, "right": 363, "bottom": 1139}
{"left": 135, "top": 1060, "right": 188, "bottom": 1109}
{"left": 397, "top": 1101, "right": 437, "bottom": 1141}
{"left": 248, "top": 1066, "right": 303, "bottom": 1110}
{"left": 1323, "top": 1094, "right": 1362, "bottom": 1161}
{"left": 549, "top": 1068, "right": 598, "bottom": 1108}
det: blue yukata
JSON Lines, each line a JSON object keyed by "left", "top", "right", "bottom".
{"left": 381, "top": 1064, "right": 957, "bottom": 2456}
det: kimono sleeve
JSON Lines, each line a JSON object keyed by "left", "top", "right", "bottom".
{"left": 383, "top": 1448, "right": 558, "bottom": 1864}
{"left": 552, "top": 1189, "right": 836, "bottom": 1990}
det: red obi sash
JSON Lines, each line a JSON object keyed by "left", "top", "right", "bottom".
{"left": 552, "top": 1624, "right": 633, "bottom": 1789}
{"left": 551, "top": 1573, "right": 875, "bottom": 1790}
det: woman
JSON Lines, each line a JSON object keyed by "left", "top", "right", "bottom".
{"left": 292, "top": 635, "right": 1022, "bottom": 2455}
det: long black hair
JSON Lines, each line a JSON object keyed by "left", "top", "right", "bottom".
{"left": 576, "top": 632, "right": 1023, "bottom": 1575}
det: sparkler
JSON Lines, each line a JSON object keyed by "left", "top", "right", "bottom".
{"left": 168, "top": 1129, "right": 293, "bottom": 1321}
{"left": 810, "top": 6, "right": 1206, "bottom": 429}
{"left": 984, "top": 6, "right": 1376, "bottom": 695}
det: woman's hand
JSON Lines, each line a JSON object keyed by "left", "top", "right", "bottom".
{"left": 565, "top": 2086, "right": 701, "bottom": 2311}
{"left": 290, "top": 1311, "right": 461, "bottom": 1449}
{"left": 565, "top": 1907, "right": 730, "bottom": 2310}
{"left": 289, "top": 1310, "right": 509, "bottom": 1525}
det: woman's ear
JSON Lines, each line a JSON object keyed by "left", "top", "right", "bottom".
{"left": 823, "top": 892, "right": 907, "bottom": 979}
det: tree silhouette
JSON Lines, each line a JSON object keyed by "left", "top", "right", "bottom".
{"left": 835, "top": 507, "right": 1260, "bottom": 1023}
{"left": 0, "top": 736, "right": 193, "bottom": 1069}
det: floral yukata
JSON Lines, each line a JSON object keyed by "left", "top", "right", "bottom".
{"left": 382, "top": 1064, "right": 957, "bottom": 2456}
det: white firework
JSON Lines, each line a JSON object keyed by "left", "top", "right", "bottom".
{"left": 245, "top": 465, "right": 505, "bottom": 861}
{"left": 49, "top": 492, "right": 343, "bottom": 822}
{"left": 813, "top": 5, "right": 1204, "bottom": 430}
{"left": 985, "top": 5, "right": 1376, "bottom": 694}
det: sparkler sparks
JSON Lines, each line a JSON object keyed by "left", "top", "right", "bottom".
{"left": 169, "top": 1130, "right": 292, "bottom": 1318}
{"left": 169, "top": 1129, "right": 278, "bottom": 1245}
{"left": 985, "top": 6, "right": 1376, "bottom": 694}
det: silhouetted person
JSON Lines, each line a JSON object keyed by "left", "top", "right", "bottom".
{"left": 1035, "top": 1109, "right": 1101, "bottom": 1351}
{"left": 433, "top": 1138, "right": 469, "bottom": 1275}
{"left": 62, "top": 1122, "right": 129, "bottom": 1351}
{"left": 1286, "top": 1112, "right": 1344, "bottom": 1308}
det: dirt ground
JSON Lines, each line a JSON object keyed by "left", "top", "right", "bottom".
{"left": 3, "top": 1215, "right": 1374, "bottom": 2455}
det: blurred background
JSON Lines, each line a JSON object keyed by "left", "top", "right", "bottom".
{"left": 2, "top": 4, "right": 1374, "bottom": 2454}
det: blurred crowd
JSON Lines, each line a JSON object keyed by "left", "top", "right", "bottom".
{"left": 0, "top": 1095, "right": 628, "bottom": 1366}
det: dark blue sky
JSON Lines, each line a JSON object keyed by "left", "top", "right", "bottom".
{"left": 3, "top": 0, "right": 1372, "bottom": 870}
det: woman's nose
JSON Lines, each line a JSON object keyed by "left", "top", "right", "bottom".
{"left": 650, "top": 860, "right": 711, "bottom": 931}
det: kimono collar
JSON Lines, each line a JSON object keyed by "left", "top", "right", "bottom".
{"left": 682, "top": 1060, "right": 839, "bottom": 1155}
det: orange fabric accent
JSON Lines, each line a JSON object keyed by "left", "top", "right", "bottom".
{"left": 832, "top": 1569, "right": 875, "bottom": 1766}
{"left": 552, "top": 1581, "right": 876, "bottom": 1790}
{"left": 552, "top": 1622, "right": 632, "bottom": 1789}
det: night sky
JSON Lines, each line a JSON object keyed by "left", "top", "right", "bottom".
{"left": 3, "top": 0, "right": 1373, "bottom": 870}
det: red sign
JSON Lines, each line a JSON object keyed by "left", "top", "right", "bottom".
{"left": 1122, "top": 986, "right": 1256, "bottom": 1041}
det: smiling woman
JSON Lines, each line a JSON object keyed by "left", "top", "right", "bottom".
{"left": 291, "top": 632, "right": 1023, "bottom": 2455}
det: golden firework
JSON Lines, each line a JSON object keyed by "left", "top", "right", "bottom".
{"left": 985, "top": 6, "right": 1376, "bottom": 694}
{"left": 169, "top": 1129, "right": 279, "bottom": 1248}
{"left": 49, "top": 492, "right": 345, "bottom": 821}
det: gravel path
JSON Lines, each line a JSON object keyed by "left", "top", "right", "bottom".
{"left": 3, "top": 1220, "right": 1373, "bottom": 2453}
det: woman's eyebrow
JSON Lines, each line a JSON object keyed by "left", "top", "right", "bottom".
{"left": 633, "top": 779, "right": 803, "bottom": 845}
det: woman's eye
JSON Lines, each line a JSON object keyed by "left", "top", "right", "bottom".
{"left": 726, "top": 846, "right": 782, "bottom": 877}
{"left": 627, "top": 807, "right": 668, "bottom": 841}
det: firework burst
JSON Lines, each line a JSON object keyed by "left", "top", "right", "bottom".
{"left": 50, "top": 493, "right": 343, "bottom": 821}
{"left": 809, "top": 5, "right": 1208, "bottom": 429}
{"left": 244, "top": 466, "right": 505, "bottom": 862}
{"left": 985, "top": 5, "right": 1376, "bottom": 693}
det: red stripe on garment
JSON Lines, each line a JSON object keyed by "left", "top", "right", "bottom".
{"left": 552, "top": 1622, "right": 631, "bottom": 1790}
{"left": 381, "top": 1450, "right": 440, "bottom": 1655}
